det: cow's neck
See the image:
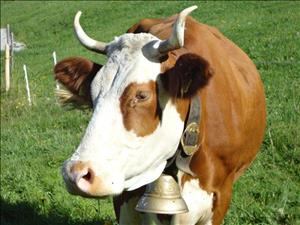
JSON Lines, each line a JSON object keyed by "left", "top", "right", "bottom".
{"left": 164, "top": 94, "right": 201, "bottom": 177}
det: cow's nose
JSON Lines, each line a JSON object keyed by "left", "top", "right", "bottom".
{"left": 62, "top": 160, "right": 124, "bottom": 197}
{"left": 70, "top": 161, "right": 94, "bottom": 182}
{"left": 66, "top": 161, "right": 96, "bottom": 195}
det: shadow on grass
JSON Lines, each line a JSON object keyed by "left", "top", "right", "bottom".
{"left": 0, "top": 198, "right": 115, "bottom": 225}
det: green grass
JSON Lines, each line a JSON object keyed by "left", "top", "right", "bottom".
{"left": 1, "top": 1, "right": 299, "bottom": 225}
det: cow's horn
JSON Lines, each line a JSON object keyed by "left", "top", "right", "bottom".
{"left": 157, "top": 5, "right": 198, "bottom": 55}
{"left": 74, "top": 11, "right": 107, "bottom": 54}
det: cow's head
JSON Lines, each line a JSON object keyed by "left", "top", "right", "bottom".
{"left": 57, "top": 6, "right": 212, "bottom": 197}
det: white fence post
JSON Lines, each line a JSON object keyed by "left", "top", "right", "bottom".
{"left": 10, "top": 32, "right": 14, "bottom": 74}
{"left": 6, "top": 24, "right": 13, "bottom": 75}
{"left": 5, "top": 44, "right": 10, "bottom": 92}
{"left": 23, "top": 64, "right": 32, "bottom": 106}
{"left": 6, "top": 24, "right": 11, "bottom": 47}
{"left": 52, "top": 51, "right": 60, "bottom": 90}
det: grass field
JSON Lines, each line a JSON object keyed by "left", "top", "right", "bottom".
{"left": 1, "top": 1, "right": 299, "bottom": 225}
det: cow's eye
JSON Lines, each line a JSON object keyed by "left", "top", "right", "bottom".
{"left": 135, "top": 90, "right": 150, "bottom": 102}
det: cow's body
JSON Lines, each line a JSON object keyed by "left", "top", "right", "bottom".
{"left": 112, "top": 14, "right": 266, "bottom": 225}
{"left": 55, "top": 6, "right": 266, "bottom": 225}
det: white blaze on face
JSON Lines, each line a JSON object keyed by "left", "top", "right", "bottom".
{"left": 67, "top": 33, "right": 184, "bottom": 194}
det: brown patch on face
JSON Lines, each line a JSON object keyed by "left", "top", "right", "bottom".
{"left": 120, "top": 81, "right": 161, "bottom": 137}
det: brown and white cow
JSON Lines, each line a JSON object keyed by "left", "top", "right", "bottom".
{"left": 55, "top": 6, "right": 266, "bottom": 225}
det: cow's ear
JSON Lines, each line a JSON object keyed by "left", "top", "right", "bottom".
{"left": 54, "top": 57, "right": 102, "bottom": 107}
{"left": 160, "top": 53, "right": 213, "bottom": 98}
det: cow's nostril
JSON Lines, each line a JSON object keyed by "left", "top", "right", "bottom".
{"left": 75, "top": 167, "right": 95, "bottom": 194}
{"left": 68, "top": 161, "right": 95, "bottom": 184}
{"left": 82, "top": 169, "right": 93, "bottom": 182}
{"left": 83, "top": 171, "right": 91, "bottom": 180}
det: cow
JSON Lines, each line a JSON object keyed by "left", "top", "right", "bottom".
{"left": 54, "top": 6, "right": 266, "bottom": 225}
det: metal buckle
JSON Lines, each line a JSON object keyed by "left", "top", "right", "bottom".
{"left": 180, "top": 122, "right": 200, "bottom": 156}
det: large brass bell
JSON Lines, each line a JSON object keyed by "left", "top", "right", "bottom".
{"left": 135, "top": 174, "right": 188, "bottom": 214}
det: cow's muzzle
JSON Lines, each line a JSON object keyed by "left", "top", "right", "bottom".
{"left": 62, "top": 160, "right": 123, "bottom": 197}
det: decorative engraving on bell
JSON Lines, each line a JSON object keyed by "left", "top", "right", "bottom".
{"left": 181, "top": 122, "right": 200, "bottom": 156}
{"left": 135, "top": 174, "right": 189, "bottom": 214}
